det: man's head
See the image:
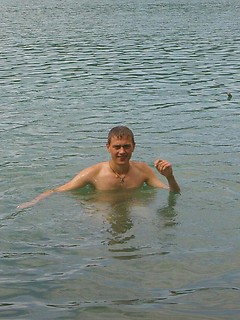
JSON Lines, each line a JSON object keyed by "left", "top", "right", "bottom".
{"left": 107, "top": 126, "right": 135, "bottom": 145}
{"left": 106, "top": 126, "right": 135, "bottom": 165}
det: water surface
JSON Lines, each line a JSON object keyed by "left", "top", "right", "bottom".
{"left": 1, "top": 0, "right": 240, "bottom": 319}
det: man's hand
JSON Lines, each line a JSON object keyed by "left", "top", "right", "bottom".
{"left": 17, "top": 201, "right": 36, "bottom": 211}
{"left": 154, "top": 159, "right": 173, "bottom": 178}
{"left": 17, "top": 189, "right": 55, "bottom": 211}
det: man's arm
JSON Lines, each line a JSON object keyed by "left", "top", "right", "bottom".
{"left": 17, "top": 165, "right": 98, "bottom": 210}
{"left": 154, "top": 159, "right": 180, "bottom": 193}
{"left": 145, "top": 159, "right": 180, "bottom": 193}
{"left": 17, "top": 189, "right": 56, "bottom": 210}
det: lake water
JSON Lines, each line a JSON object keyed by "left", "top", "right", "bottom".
{"left": 1, "top": 0, "right": 240, "bottom": 319}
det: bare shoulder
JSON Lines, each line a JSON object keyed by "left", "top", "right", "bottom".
{"left": 131, "top": 160, "right": 151, "bottom": 168}
{"left": 131, "top": 161, "right": 153, "bottom": 174}
{"left": 131, "top": 160, "right": 166, "bottom": 188}
{"left": 68, "top": 162, "right": 107, "bottom": 183}
{"left": 81, "top": 161, "right": 107, "bottom": 175}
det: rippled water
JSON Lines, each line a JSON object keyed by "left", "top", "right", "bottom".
{"left": 1, "top": 0, "right": 240, "bottom": 319}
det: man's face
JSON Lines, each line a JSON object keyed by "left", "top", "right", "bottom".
{"left": 106, "top": 135, "right": 135, "bottom": 165}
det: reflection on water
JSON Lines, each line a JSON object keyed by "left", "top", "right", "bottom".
{"left": 157, "top": 193, "right": 178, "bottom": 228}
{"left": 72, "top": 187, "right": 179, "bottom": 247}
{"left": 106, "top": 203, "right": 134, "bottom": 244}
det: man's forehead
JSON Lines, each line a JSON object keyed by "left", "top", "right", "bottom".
{"left": 110, "top": 135, "right": 133, "bottom": 144}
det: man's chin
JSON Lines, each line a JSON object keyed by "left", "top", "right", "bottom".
{"left": 117, "top": 158, "right": 128, "bottom": 164}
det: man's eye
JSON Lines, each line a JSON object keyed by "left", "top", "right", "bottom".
{"left": 113, "top": 145, "right": 131, "bottom": 150}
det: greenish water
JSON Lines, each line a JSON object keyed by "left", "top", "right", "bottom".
{"left": 1, "top": 0, "right": 240, "bottom": 319}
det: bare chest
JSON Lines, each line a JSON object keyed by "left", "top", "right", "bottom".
{"left": 93, "top": 168, "right": 145, "bottom": 191}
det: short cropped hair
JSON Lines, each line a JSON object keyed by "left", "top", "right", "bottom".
{"left": 107, "top": 126, "right": 135, "bottom": 145}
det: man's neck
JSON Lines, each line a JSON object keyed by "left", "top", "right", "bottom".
{"left": 109, "top": 160, "right": 130, "bottom": 174}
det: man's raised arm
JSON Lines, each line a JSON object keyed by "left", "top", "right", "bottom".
{"left": 154, "top": 159, "right": 180, "bottom": 193}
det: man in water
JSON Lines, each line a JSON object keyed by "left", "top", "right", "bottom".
{"left": 18, "top": 126, "right": 180, "bottom": 209}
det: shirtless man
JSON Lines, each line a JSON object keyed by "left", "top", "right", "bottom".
{"left": 18, "top": 126, "right": 180, "bottom": 210}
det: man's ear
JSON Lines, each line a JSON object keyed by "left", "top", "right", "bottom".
{"left": 106, "top": 143, "right": 110, "bottom": 153}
